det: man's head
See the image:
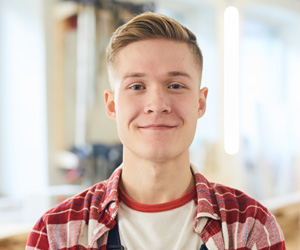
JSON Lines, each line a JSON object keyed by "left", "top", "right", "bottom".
{"left": 106, "top": 12, "right": 203, "bottom": 89}
{"left": 104, "top": 12, "right": 208, "bottom": 163}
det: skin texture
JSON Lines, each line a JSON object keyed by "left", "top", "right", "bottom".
{"left": 105, "top": 38, "right": 208, "bottom": 204}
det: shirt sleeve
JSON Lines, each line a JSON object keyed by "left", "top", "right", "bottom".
{"left": 26, "top": 217, "right": 50, "bottom": 250}
{"left": 249, "top": 213, "right": 286, "bottom": 250}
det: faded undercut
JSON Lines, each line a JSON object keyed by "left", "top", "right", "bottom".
{"left": 106, "top": 12, "right": 203, "bottom": 86}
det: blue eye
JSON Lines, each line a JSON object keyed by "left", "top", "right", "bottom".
{"left": 169, "top": 84, "right": 183, "bottom": 89}
{"left": 130, "top": 85, "right": 145, "bottom": 90}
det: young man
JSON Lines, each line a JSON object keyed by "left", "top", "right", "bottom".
{"left": 26, "top": 12, "right": 285, "bottom": 250}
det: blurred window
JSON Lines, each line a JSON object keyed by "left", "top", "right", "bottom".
{"left": 241, "top": 4, "right": 300, "bottom": 198}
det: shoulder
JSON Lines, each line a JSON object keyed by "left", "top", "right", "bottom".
{"left": 211, "top": 182, "right": 285, "bottom": 248}
{"left": 193, "top": 169, "right": 285, "bottom": 248}
{"left": 38, "top": 179, "right": 108, "bottom": 227}
{"left": 194, "top": 171, "right": 269, "bottom": 223}
{"left": 212, "top": 182, "right": 269, "bottom": 222}
{"left": 26, "top": 180, "right": 108, "bottom": 249}
{"left": 42, "top": 167, "right": 122, "bottom": 224}
{"left": 26, "top": 167, "right": 122, "bottom": 249}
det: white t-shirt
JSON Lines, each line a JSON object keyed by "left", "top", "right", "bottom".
{"left": 118, "top": 186, "right": 205, "bottom": 250}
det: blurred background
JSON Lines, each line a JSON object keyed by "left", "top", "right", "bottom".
{"left": 0, "top": 0, "right": 300, "bottom": 249}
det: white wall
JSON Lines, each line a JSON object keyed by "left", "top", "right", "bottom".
{"left": 0, "top": 0, "right": 4, "bottom": 195}
{"left": 0, "top": 0, "right": 48, "bottom": 197}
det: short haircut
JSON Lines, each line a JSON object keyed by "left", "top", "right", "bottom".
{"left": 106, "top": 12, "right": 203, "bottom": 83}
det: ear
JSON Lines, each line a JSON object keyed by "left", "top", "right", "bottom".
{"left": 104, "top": 90, "right": 116, "bottom": 120}
{"left": 198, "top": 87, "right": 208, "bottom": 118}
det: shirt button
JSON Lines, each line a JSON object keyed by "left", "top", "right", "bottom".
{"left": 110, "top": 202, "right": 116, "bottom": 209}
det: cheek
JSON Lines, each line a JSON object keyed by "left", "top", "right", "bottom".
{"left": 115, "top": 96, "right": 140, "bottom": 125}
{"left": 175, "top": 96, "right": 199, "bottom": 117}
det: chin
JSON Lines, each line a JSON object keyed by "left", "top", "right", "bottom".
{"left": 141, "top": 149, "right": 181, "bottom": 163}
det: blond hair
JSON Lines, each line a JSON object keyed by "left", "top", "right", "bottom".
{"left": 106, "top": 12, "right": 203, "bottom": 83}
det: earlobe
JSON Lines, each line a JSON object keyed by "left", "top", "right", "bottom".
{"left": 104, "top": 90, "right": 116, "bottom": 120}
{"left": 198, "top": 87, "right": 208, "bottom": 118}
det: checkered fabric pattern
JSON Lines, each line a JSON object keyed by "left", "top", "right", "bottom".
{"left": 26, "top": 166, "right": 285, "bottom": 250}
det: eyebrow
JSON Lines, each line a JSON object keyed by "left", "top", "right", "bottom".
{"left": 122, "top": 71, "right": 191, "bottom": 80}
{"left": 123, "top": 72, "right": 146, "bottom": 81}
{"left": 167, "top": 71, "right": 191, "bottom": 79}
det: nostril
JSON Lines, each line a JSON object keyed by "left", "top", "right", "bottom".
{"left": 144, "top": 94, "right": 172, "bottom": 114}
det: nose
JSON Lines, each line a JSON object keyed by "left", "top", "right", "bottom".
{"left": 144, "top": 86, "right": 171, "bottom": 114}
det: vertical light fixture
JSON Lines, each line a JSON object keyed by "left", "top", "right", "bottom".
{"left": 224, "top": 6, "right": 240, "bottom": 155}
{"left": 76, "top": 5, "right": 96, "bottom": 148}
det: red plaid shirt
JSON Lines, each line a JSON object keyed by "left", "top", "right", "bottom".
{"left": 26, "top": 167, "right": 285, "bottom": 250}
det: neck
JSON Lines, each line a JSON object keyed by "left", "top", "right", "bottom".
{"left": 120, "top": 148, "right": 195, "bottom": 204}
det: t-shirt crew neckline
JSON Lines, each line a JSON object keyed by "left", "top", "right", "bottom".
{"left": 118, "top": 186, "right": 197, "bottom": 213}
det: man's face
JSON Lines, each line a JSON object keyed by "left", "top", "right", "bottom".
{"left": 105, "top": 38, "right": 208, "bottom": 163}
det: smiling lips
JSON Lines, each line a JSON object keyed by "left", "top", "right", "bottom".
{"left": 138, "top": 124, "right": 177, "bottom": 130}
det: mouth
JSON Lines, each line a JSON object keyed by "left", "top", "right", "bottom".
{"left": 138, "top": 124, "right": 177, "bottom": 130}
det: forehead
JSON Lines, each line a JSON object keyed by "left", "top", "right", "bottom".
{"left": 111, "top": 39, "right": 200, "bottom": 82}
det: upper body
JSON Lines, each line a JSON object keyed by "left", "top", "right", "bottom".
{"left": 26, "top": 12, "right": 286, "bottom": 249}
{"left": 26, "top": 165, "right": 285, "bottom": 250}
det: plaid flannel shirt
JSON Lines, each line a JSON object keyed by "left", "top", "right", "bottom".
{"left": 26, "top": 166, "right": 285, "bottom": 250}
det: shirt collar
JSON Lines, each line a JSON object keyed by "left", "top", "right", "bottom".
{"left": 191, "top": 164, "right": 221, "bottom": 221}
{"left": 97, "top": 166, "right": 122, "bottom": 214}
{"left": 98, "top": 164, "right": 221, "bottom": 221}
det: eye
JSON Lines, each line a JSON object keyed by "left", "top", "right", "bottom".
{"left": 168, "top": 83, "right": 183, "bottom": 89}
{"left": 130, "top": 84, "right": 145, "bottom": 90}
